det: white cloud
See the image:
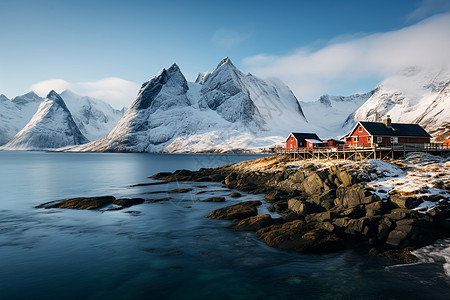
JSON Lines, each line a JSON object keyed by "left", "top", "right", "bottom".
{"left": 407, "top": 0, "right": 450, "bottom": 22}
{"left": 244, "top": 13, "right": 450, "bottom": 101}
{"left": 30, "top": 77, "right": 140, "bottom": 109}
{"left": 212, "top": 28, "right": 248, "bottom": 49}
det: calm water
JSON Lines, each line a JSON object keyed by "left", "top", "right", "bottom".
{"left": 0, "top": 151, "right": 449, "bottom": 299}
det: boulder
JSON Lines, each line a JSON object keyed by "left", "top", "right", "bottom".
{"left": 228, "top": 192, "right": 242, "bottom": 198}
{"left": 390, "top": 194, "right": 423, "bottom": 209}
{"left": 386, "top": 230, "right": 409, "bottom": 248}
{"left": 264, "top": 190, "right": 289, "bottom": 203}
{"left": 113, "top": 198, "right": 145, "bottom": 207}
{"left": 269, "top": 201, "right": 288, "bottom": 214}
{"left": 36, "top": 196, "right": 115, "bottom": 210}
{"left": 206, "top": 201, "right": 261, "bottom": 220}
{"left": 229, "top": 214, "right": 273, "bottom": 231}
{"left": 288, "top": 198, "right": 319, "bottom": 215}
{"left": 202, "top": 197, "right": 226, "bottom": 202}
{"left": 148, "top": 197, "right": 172, "bottom": 203}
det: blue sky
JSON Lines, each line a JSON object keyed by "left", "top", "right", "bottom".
{"left": 1, "top": 0, "right": 450, "bottom": 108}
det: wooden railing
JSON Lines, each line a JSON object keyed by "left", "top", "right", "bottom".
{"left": 275, "top": 143, "right": 450, "bottom": 153}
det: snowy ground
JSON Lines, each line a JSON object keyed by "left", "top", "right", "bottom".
{"left": 366, "top": 152, "right": 450, "bottom": 212}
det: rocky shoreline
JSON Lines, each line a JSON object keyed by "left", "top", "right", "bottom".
{"left": 149, "top": 153, "right": 450, "bottom": 263}
{"left": 36, "top": 152, "right": 449, "bottom": 263}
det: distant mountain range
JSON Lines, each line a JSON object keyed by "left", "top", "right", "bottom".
{"left": 0, "top": 59, "right": 448, "bottom": 152}
{"left": 0, "top": 90, "right": 124, "bottom": 150}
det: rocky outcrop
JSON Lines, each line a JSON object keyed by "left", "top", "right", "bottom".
{"left": 206, "top": 201, "right": 262, "bottom": 220}
{"left": 36, "top": 196, "right": 146, "bottom": 210}
{"left": 150, "top": 155, "right": 450, "bottom": 261}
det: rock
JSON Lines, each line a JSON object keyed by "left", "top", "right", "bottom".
{"left": 206, "top": 201, "right": 261, "bottom": 220}
{"left": 336, "top": 184, "right": 379, "bottom": 208}
{"left": 36, "top": 196, "right": 115, "bottom": 210}
{"left": 229, "top": 214, "right": 273, "bottom": 231}
{"left": 130, "top": 181, "right": 170, "bottom": 187}
{"left": 305, "top": 211, "right": 338, "bottom": 223}
{"left": 168, "top": 188, "right": 193, "bottom": 193}
{"left": 378, "top": 248, "right": 419, "bottom": 264}
{"left": 269, "top": 201, "right": 288, "bottom": 214}
{"left": 229, "top": 192, "right": 242, "bottom": 198}
{"left": 113, "top": 198, "right": 145, "bottom": 207}
{"left": 264, "top": 190, "right": 289, "bottom": 203}
{"left": 288, "top": 198, "right": 319, "bottom": 215}
{"left": 386, "top": 230, "right": 409, "bottom": 248}
{"left": 148, "top": 197, "right": 172, "bottom": 203}
{"left": 302, "top": 173, "right": 325, "bottom": 195}
{"left": 314, "top": 222, "right": 336, "bottom": 233}
{"left": 364, "top": 201, "right": 386, "bottom": 217}
{"left": 384, "top": 208, "right": 411, "bottom": 221}
{"left": 202, "top": 197, "right": 226, "bottom": 202}
{"left": 390, "top": 194, "right": 423, "bottom": 209}
{"left": 257, "top": 220, "right": 345, "bottom": 253}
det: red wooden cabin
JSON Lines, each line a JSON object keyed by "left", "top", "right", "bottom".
{"left": 285, "top": 133, "right": 322, "bottom": 150}
{"left": 342, "top": 116, "right": 431, "bottom": 147}
{"left": 444, "top": 138, "right": 450, "bottom": 148}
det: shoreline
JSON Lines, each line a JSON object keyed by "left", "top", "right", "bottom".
{"left": 149, "top": 153, "right": 450, "bottom": 263}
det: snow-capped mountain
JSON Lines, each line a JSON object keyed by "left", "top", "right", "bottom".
{"left": 300, "top": 91, "right": 374, "bottom": 139}
{"left": 0, "top": 91, "right": 88, "bottom": 150}
{"left": 354, "top": 67, "right": 450, "bottom": 140}
{"left": 60, "top": 90, "right": 124, "bottom": 141}
{"left": 71, "top": 58, "right": 312, "bottom": 153}
{"left": 0, "top": 91, "right": 43, "bottom": 145}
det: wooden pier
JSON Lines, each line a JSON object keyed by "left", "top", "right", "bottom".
{"left": 275, "top": 143, "right": 450, "bottom": 161}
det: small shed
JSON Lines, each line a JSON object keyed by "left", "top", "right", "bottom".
{"left": 285, "top": 132, "right": 322, "bottom": 150}
{"left": 305, "top": 139, "right": 327, "bottom": 149}
{"left": 327, "top": 139, "right": 345, "bottom": 148}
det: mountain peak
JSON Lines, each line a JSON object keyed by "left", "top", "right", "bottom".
{"left": 215, "top": 56, "right": 235, "bottom": 70}
{"left": 168, "top": 63, "right": 180, "bottom": 73}
{"left": 47, "top": 90, "right": 59, "bottom": 99}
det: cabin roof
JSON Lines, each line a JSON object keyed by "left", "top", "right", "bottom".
{"left": 327, "top": 139, "right": 345, "bottom": 143}
{"left": 287, "top": 132, "right": 321, "bottom": 142}
{"left": 344, "top": 122, "right": 431, "bottom": 138}
{"left": 305, "top": 139, "right": 324, "bottom": 144}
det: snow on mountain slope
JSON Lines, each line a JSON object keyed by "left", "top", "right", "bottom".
{"left": 0, "top": 92, "right": 43, "bottom": 145}
{"left": 0, "top": 91, "right": 88, "bottom": 150}
{"left": 300, "top": 91, "right": 374, "bottom": 139}
{"left": 71, "top": 58, "right": 313, "bottom": 153}
{"left": 354, "top": 67, "right": 450, "bottom": 140}
{"left": 60, "top": 90, "right": 124, "bottom": 141}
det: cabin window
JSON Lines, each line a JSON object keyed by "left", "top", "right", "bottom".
{"left": 391, "top": 137, "right": 398, "bottom": 143}
{"left": 353, "top": 137, "right": 359, "bottom": 142}
{"left": 358, "top": 127, "right": 362, "bottom": 132}
{"left": 377, "top": 137, "right": 382, "bottom": 143}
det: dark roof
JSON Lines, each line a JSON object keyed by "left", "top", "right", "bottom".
{"left": 287, "top": 132, "right": 321, "bottom": 142}
{"left": 358, "top": 122, "right": 431, "bottom": 138}
{"left": 327, "top": 139, "right": 345, "bottom": 143}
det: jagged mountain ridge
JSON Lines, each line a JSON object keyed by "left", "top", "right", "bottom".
{"left": 60, "top": 90, "right": 124, "bottom": 141}
{"left": 0, "top": 91, "right": 42, "bottom": 145}
{"left": 0, "top": 90, "right": 125, "bottom": 146}
{"left": 0, "top": 91, "right": 88, "bottom": 150}
{"left": 71, "top": 58, "right": 311, "bottom": 153}
{"left": 353, "top": 67, "right": 450, "bottom": 140}
{"left": 300, "top": 91, "right": 375, "bottom": 139}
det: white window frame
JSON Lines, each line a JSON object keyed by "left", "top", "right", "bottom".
{"left": 353, "top": 137, "right": 359, "bottom": 142}
{"left": 390, "top": 137, "right": 398, "bottom": 144}
{"left": 358, "top": 127, "right": 363, "bottom": 132}
{"left": 377, "top": 136, "right": 382, "bottom": 143}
